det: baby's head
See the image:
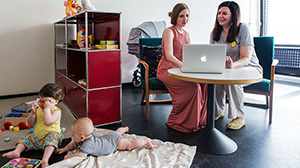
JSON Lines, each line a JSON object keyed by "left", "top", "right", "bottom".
{"left": 38, "top": 83, "right": 64, "bottom": 108}
{"left": 71, "top": 117, "right": 94, "bottom": 143}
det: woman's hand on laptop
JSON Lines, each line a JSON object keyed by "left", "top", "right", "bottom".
{"left": 225, "top": 56, "right": 233, "bottom": 69}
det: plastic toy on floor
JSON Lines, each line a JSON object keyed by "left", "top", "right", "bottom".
{"left": 4, "top": 113, "right": 29, "bottom": 127}
{"left": 1, "top": 157, "right": 41, "bottom": 168}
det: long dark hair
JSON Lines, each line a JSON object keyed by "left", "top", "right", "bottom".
{"left": 169, "top": 3, "right": 189, "bottom": 26}
{"left": 212, "top": 1, "right": 240, "bottom": 43}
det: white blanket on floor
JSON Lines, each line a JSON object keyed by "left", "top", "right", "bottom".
{"left": 48, "top": 128, "right": 196, "bottom": 168}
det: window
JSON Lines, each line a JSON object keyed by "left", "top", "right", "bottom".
{"left": 262, "top": 0, "right": 300, "bottom": 77}
{"left": 267, "top": 0, "right": 300, "bottom": 45}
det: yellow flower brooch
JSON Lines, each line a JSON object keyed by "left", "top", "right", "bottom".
{"left": 231, "top": 41, "right": 237, "bottom": 47}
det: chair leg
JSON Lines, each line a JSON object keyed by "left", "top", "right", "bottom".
{"left": 146, "top": 91, "right": 150, "bottom": 120}
{"left": 265, "top": 95, "right": 269, "bottom": 108}
{"left": 141, "top": 90, "right": 145, "bottom": 105}
{"left": 269, "top": 95, "right": 273, "bottom": 124}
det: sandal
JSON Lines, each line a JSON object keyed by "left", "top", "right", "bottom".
{"left": 214, "top": 112, "right": 224, "bottom": 121}
{"left": 226, "top": 118, "right": 246, "bottom": 130}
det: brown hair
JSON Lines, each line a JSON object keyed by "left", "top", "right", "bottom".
{"left": 212, "top": 1, "right": 241, "bottom": 43}
{"left": 39, "top": 83, "right": 64, "bottom": 102}
{"left": 169, "top": 3, "right": 189, "bottom": 26}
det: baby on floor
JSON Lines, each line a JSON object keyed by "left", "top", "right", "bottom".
{"left": 56, "top": 117, "right": 153, "bottom": 158}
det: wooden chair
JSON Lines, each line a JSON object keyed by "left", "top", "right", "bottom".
{"left": 138, "top": 38, "right": 171, "bottom": 120}
{"left": 244, "top": 36, "right": 278, "bottom": 123}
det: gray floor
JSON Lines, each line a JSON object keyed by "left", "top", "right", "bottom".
{"left": 0, "top": 74, "right": 300, "bottom": 167}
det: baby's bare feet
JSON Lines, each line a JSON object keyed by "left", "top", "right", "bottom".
{"left": 42, "top": 160, "right": 49, "bottom": 168}
{"left": 2, "top": 151, "right": 20, "bottom": 158}
{"left": 117, "top": 126, "right": 129, "bottom": 136}
{"left": 145, "top": 138, "right": 154, "bottom": 149}
{"left": 124, "top": 126, "right": 129, "bottom": 132}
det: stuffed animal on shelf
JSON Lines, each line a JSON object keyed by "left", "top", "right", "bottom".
{"left": 81, "top": 0, "right": 96, "bottom": 11}
{"left": 64, "top": 0, "right": 81, "bottom": 17}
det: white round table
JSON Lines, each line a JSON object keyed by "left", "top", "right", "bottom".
{"left": 168, "top": 67, "right": 262, "bottom": 154}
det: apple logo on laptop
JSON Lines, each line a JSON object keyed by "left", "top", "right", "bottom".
{"left": 200, "top": 55, "right": 207, "bottom": 62}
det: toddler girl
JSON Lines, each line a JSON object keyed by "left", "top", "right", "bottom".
{"left": 2, "top": 83, "right": 64, "bottom": 168}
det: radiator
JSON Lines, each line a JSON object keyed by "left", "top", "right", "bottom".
{"left": 275, "top": 46, "right": 300, "bottom": 68}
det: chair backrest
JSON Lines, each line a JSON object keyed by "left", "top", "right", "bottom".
{"left": 139, "top": 37, "right": 162, "bottom": 75}
{"left": 253, "top": 36, "right": 274, "bottom": 80}
{"left": 139, "top": 38, "right": 162, "bottom": 57}
{"left": 138, "top": 38, "right": 163, "bottom": 89}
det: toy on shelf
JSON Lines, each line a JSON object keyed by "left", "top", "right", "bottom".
{"left": 78, "top": 79, "right": 87, "bottom": 87}
{"left": 89, "top": 34, "right": 95, "bottom": 47}
{"left": 81, "top": 0, "right": 97, "bottom": 11}
{"left": 64, "top": 0, "right": 81, "bottom": 17}
{"left": 100, "top": 40, "right": 118, "bottom": 45}
{"left": 68, "top": 39, "right": 79, "bottom": 49}
{"left": 56, "top": 42, "right": 65, "bottom": 47}
{"left": 77, "top": 28, "right": 95, "bottom": 48}
{"left": 76, "top": 5, "right": 83, "bottom": 13}
{"left": 1, "top": 157, "right": 41, "bottom": 168}
{"left": 96, "top": 40, "right": 119, "bottom": 50}
{"left": 77, "top": 27, "right": 86, "bottom": 48}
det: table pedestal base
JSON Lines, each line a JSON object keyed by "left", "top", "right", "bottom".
{"left": 185, "top": 128, "right": 237, "bottom": 155}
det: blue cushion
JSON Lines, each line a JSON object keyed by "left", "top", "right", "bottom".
{"left": 244, "top": 78, "right": 270, "bottom": 92}
{"left": 149, "top": 77, "right": 167, "bottom": 90}
{"left": 141, "top": 77, "right": 167, "bottom": 90}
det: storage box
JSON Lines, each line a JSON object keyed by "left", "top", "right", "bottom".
{"left": 4, "top": 113, "right": 29, "bottom": 126}
{"left": 96, "top": 44, "right": 118, "bottom": 50}
{"left": 11, "top": 103, "right": 32, "bottom": 112}
{"left": 100, "top": 41, "right": 118, "bottom": 45}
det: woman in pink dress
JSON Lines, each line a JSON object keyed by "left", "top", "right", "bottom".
{"left": 157, "top": 3, "right": 207, "bottom": 133}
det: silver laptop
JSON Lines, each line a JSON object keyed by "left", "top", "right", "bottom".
{"left": 181, "top": 44, "right": 226, "bottom": 73}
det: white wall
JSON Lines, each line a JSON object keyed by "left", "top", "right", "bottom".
{"left": 0, "top": 0, "right": 258, "bottom": 96}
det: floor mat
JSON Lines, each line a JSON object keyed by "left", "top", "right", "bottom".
{"left": 48, "top": 128, "right": 196, "bottom": 168}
